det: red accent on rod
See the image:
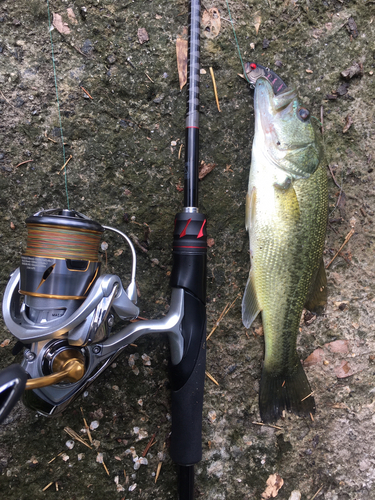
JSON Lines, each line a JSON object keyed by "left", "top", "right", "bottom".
{"left": 173, "top": 245, "right": 207, "bottom": 249}
{"left": 179, "top": 218, "right": 192, "bottom": 238}
{"left": 185, "top": 126, "right": 199, "bottom": 129}
{"left": 197, "top": 219, "right": 206, "bottom": 238}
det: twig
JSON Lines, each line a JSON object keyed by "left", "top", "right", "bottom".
{"left": 301, "top": 390, "right": 315, "bottom": 402}
{"left": 207, "top": 294, "right": 240, "bottom": 340}
{"left": 0, "top": 90, "right": 14, "bottom": 106}
{"left": 42, "top": 482, "right": 54, "bottom": 492}
{"left": 57, "top": 155, "right": 73, "bottom": 175}
{"left": 80, "top": 86, "right": 93, "bottom": 99}
{"left": 320, "top": 105, "right": 324, "bottom": 135}
{"left": 145, "top": 72, "right": 154, "bottom": 83}
{"left": 72, "top": 45, "right": 88, "bottom": 57}
{"left": 252, "top": 421, "right": 283, "bottom": 430}
{"left": 155, "top": 461, "right": 162, "bottom": 483}
{"left": 328, "top": 164, "right": 341, "bottom": 189}
{"left": 102, "top": 461, "right": 110, "bottom": 476}
{"left": 64, "top": 426, "right": 92, "bottom": 449}
{"left": 142, "top": 433, "right": 156, "bottom": 457}
{"left": 178, "top": 144, "right": 183, "bottom": 159}
{"left": 48, "top": 451, "right": 64, "bottom": 464}
{"left": 81, "top": 407, "right": 92, "bottom": 444}
{"left": 310, "top": 485, "right": 323, "bottom": 500}
{"left": 209, "top": 67, "right": 221, "bottom": 112}
{"left": 14, "top": 159, "right": 33, "bottom": 168}
{"left": 205, "top": 370, "right": 219, "bottom": 386}
{"left": 325, "top": 228, "right": 355, "bottom": 269}
{"left": 130, "top": 233, "right": 148, "bottom": 253}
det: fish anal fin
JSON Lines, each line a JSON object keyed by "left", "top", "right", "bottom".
{"left": 259, "top": 361, "right": 315, "bottom": 423}
{"left": 242, "top": 268, "right": 261, "bottom": 329}
{"left": 305, "top": 258, "right": 327, "bottom": 314}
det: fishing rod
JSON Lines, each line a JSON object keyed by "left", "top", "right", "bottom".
{"left": 169, "top": 0, "right": 206, "bottom": 497}
{"left": 0, "top": 1, "right": 206, "bottom": 497}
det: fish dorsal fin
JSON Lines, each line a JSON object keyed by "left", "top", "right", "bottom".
{"left": 242, "top": 268, "right": 261, "bottom": 328}
{"left": 304, "top": 258, "right": 327, "bottom": 314}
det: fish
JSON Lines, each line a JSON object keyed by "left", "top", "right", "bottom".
{"left": 242, "top": 68, "right": 328, "bottom": 423}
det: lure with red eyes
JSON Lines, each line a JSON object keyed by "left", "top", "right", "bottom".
{"left": 244, "top": 62, "right": 288, "bottom": 95}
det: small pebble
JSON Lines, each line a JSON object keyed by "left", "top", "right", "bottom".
{"left": 288, "top": 491, "right": 301, "bottom": 500}
{"left": 65, "top": 440, "right": 75, "bottom": 450}
{"left": 141, "top": 354, "right": 151, "bottom": 366}
{"left": 208, "top": 410, "right": 217, "bottom": 424}
{"left": 90, "top": 420, "right": 99, "bottom": 430}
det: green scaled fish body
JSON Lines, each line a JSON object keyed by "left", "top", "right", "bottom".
{"left": 242, "top": 77, "right": 328, "bottom": 423}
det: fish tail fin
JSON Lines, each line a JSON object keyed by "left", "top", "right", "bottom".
{"left": 259, "top": 361, "right": 315, "bottom": 423}
{"left": 242, "top": 269, "right": 261, "bottom": 328}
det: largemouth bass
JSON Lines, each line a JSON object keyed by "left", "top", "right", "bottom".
{"left": 242, "top": 68, "right": 328, "bottom": 423}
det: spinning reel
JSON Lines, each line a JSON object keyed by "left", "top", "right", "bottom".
{"left": 0, "top": 208, "right": 187, "bottom": 421}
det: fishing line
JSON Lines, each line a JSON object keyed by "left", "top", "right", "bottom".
{"left": 225, "top": 0, "right": 251, "bottom": 84}
{"left": 46, "top": 0, "right": 70, "bottom": 209}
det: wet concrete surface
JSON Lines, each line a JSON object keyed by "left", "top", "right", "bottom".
{"left": 1, "top": 1, "right": 375, "bottom": 498}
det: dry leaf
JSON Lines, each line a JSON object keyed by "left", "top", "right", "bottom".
{"left": 207, "top": 238, "right": 215, "bottom": 248}
{"left": 10, "top": 221, "right": 15, "bottom": 230}
{"left": 341, "top": 61, "right": 363, "bottom": 80}
{"left": 326, "top": 340, "right": 349, "bottom": 354}
{"left": 53, "top": 13, "right": 71, "bottom": 35}
{"left": 261, "top": 473, "right": 284, "bottom": 499}
{"left": 306, "top": 69, "right": 313, "bottom": 74}
{"left": 67, "top": 8, "right": 77, "bottom": 24}
{"left": 303, "top": 348, "right": 324, "bottom": 367}
{"left": 253, "top": 14, "right": 261, "bottom": 35}
{"left": 198, "top": 161, "right": 216, "bottom": 179}
{"left": 202, "top": 8, "right": 221, "bottom": 39}
{"left": 343, "top": 114, "right": 353, "bottom": 133}
{"left": 137, "top": 28, "right": 149, "bottom": 44}
{"left": 254, "top": 326, "right": 263, "bottom": 336}
{"left": 176, "top": 35, "right": 188, "bottom": 90}
{"left": 0, "top": 339, "right": 10, "bottom": 348}
{"left": 334, "top": 360, "right": 354, "bottom": 379}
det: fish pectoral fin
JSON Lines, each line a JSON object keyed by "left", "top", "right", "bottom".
{"left": 304, "top": 258, "right": 327, "bottom": 314}
{"left": 245, "top": 187, "right": 256, "bottom": 232}
{"left": 274, "top": 181, "right": 300, "bottom": 221}
{"left": 242, "top": 268, "right": 261, "bottom": 328}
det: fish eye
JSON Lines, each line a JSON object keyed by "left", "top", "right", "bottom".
{"left": 298, "top": 107, "right": 310, "bottom": 121}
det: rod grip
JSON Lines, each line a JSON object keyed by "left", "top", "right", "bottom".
{"left": 169, "top": 212, "right": 207, "bottom": 466}
{"left": 169, "top": 290, "right": 206, "bottom": 465}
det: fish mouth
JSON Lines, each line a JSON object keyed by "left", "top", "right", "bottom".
{"left": 255, "top": 77, "right": 297, "bottom": 112}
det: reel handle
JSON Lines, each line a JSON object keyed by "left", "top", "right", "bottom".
{"left": 0, "top": 364, "right": 28, "bottom": 424}
{"left": 169, "top": 211, "right": 207, "bottom": 466}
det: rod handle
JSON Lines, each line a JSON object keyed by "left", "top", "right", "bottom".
{"left": 169, "top": 211, "right": 207, "bottom": 466}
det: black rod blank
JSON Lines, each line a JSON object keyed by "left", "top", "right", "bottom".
{"left": 184, "top": 0, "right": 201, "bottom": 209}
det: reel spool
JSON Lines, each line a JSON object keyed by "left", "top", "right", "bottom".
{"left": 20, "top": 208, "right": 104, "bottom": 325}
